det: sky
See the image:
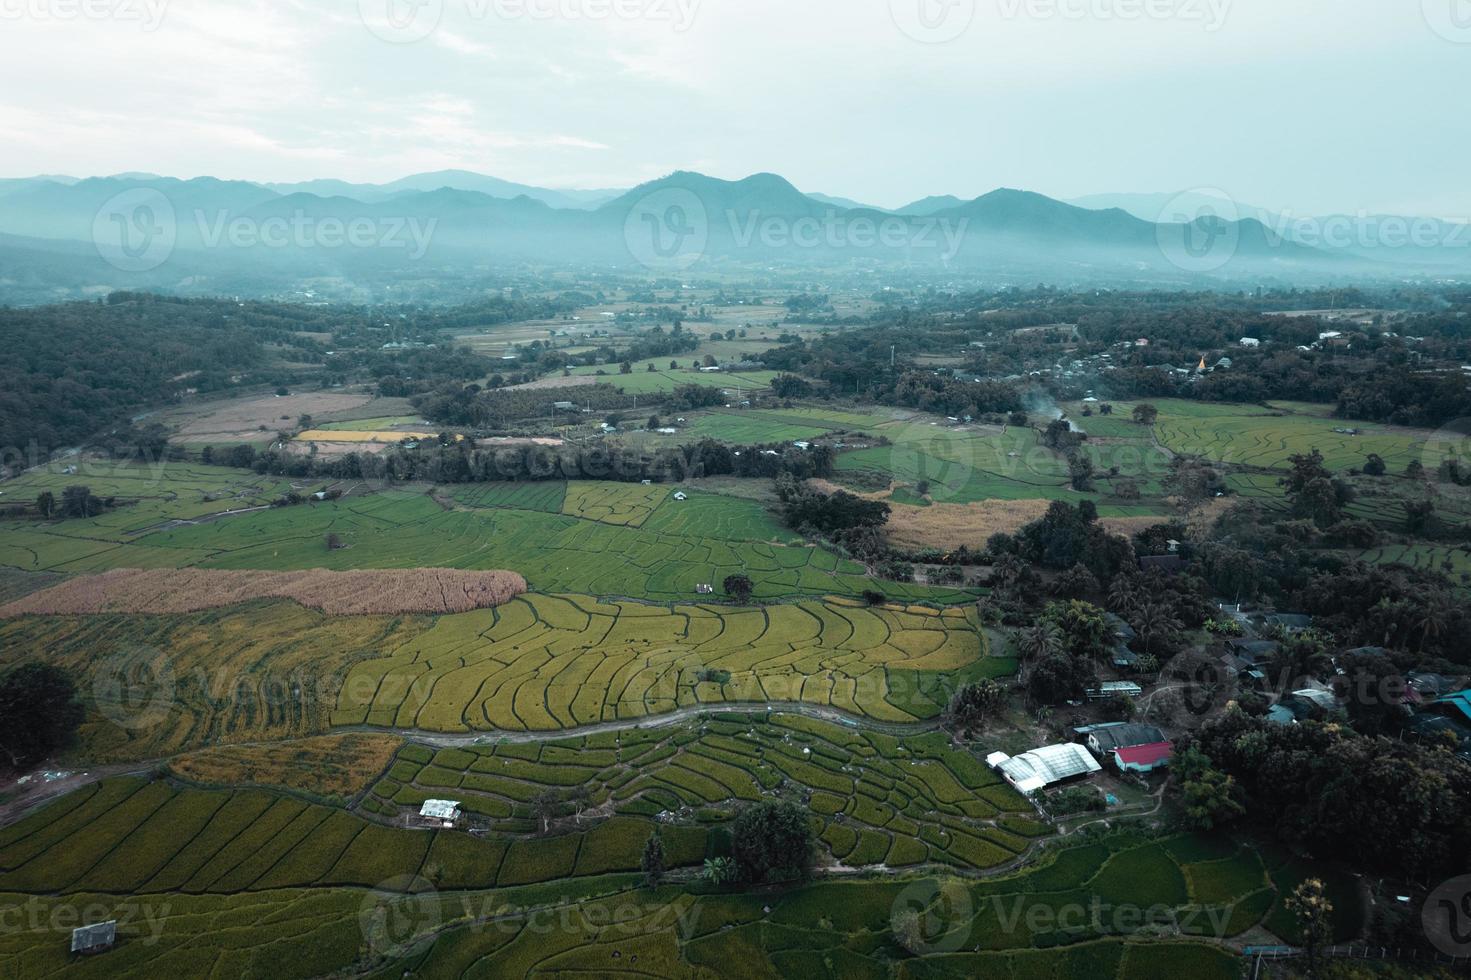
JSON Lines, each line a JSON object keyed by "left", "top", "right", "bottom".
{"left": 1, "top": 0, "right": 1468, "bottom": 217}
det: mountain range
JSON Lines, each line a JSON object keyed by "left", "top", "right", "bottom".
{"left": 0, "top": 169, "right": 1466, "bottom": 304}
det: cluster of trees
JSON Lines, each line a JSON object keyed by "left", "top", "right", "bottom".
{"left": 988, "top": 500, "right": 1134, "bottom": 585}
{"left": 775, "top": 476, "right": 890, "bottom": 546}
{"left": 641, "top": 800, "right": 812, "bottom": 890}
{"left": 0, "top": 664, "right": 84, "bottom": 771}
{"left": 1006, "top": 599, "right": 1116, "bottom": 705}
{"left": 0, "top": 293, "right": 322, "bottom": 456}
{"left": 1183, "top": 710, "right": 1471, "bottom": 878}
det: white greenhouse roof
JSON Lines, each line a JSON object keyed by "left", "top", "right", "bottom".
{"left": 420, "top": 800, "right": 462, "bottom": 820}
{"left": 990, "top": 744, "right": 1102, "bottom": 795}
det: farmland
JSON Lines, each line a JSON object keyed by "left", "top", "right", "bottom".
{"left": 0, "top": 594, "right": 994, "bottom": 758}
{"left": 565, "top": 365, "right": 782, "bottom": 395}
{"left": 0, "top": 567, "right": 527, "bottom": 617}
{"left": 331, "top": 594, "right": 989, "bottom": 731}
{"left": 135, "top": 491, "right": 970, "bottom": 603}
{"left": 367, "top": 713, "right": 1040, "bottom": 871}
{"left": 1091, "top": 398, "right": 1455, "bottom": 474}
{"left": 0, "top": 776, "right": 1359, "bottom": 980}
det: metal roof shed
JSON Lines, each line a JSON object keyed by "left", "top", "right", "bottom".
{"left": 71, "top": 921, "right": 117, "bottom": 955}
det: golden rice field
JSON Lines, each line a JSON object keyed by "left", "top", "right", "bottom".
{"left": 333, "top": 594, "right": 985, "bottom": 732}
{"left": 0, "top": 603, "right": 428, "bottom": 762}
{"left": 166, "top": 734, "right": 403, "bottom": 801}
{"left": 0, "top": 595, "right": 987, "bottom": 759}
{"left": 0, "top": 568, "right": 527, "bottom": 617}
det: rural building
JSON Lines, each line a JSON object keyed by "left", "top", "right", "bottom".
{"left": 1113, "top": 742, "right": 1174, "bottom": 774}
{"left": 1240, "top": 337, "right": 1261, "bottom": 348}
{"left": 418, "top": 800, "right": 462, "bottom": 828}
{"left": 986, "top": 744, "right": 1101, "bottom": 796}
{"left": 673, "top": 492, "right": 688, "bottom": 501}
{"left": 1408, "top": 672, "right": 1465, "bottom": 699}
{"left": 1430, "top": 690, "right": 1471, "bottom": 725}
{"left": 1252, "top": 612, "right": 1313, "bottom": 634}
{"left": 1139, "top": 555, "right": 1188, "bottom": 575}
{"left": 1087, "top": 682, "right": 1143, "bottom": 701}
{"left": 71, "top": 921, "right": 117, "bottom": 955}
{"left": 1086, "top": 723, "right": 1166, "bottom": 757}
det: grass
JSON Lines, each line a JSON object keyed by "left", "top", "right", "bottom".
{"left": 132, "top": 490, "right": 970, "bottom": 603}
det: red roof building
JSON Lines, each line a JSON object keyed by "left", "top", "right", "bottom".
{"left": 1112, "top": 742, "right": 1173, "bottom": 773}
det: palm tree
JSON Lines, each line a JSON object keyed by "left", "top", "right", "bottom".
{"left": 1015, "top": 623, "right": 1063, "bottom": 662}
{"left": 1415, "top": 590, "right": 1454, "bottom": 653}
{"left": 1107, "top": 574, "right": 1141, "bottom": 617}
{"left": 1135, "top": 602, "right": 1183, "bottom": 656}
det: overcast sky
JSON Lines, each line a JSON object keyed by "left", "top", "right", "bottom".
{"left": 2, "top": 0, "right": 1468, "bottom": 216}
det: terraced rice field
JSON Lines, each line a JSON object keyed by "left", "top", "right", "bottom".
{"left": 0, "top": 461, "right": 302, "bottom": 574}
{"left": 368, "top": 713, "right": 1041, "bottom": 871}
{"left": 332, "top": 594, "right": 988, "bottom": 732}
{"left": 166, "top": 734, "right": 403, "bottom": 801}
{"left": 0, "top": 775, "right": 708, "bottom": 897}
{"left": 1145, "top": 399, "right": 1452, "bottom": 473}
{"left": 0, "top": 772, "right": 1358, "bottom": 980}
{"left": 0, "top": 594, "right": 994, "bottom": 757}
{"left": 561, "top": 481, "right": 669, "bottom": 526}
{"left": 0, "top": 602, "right": 427, "bottom": 761}
{"left": 678, "top": 409, "right": 875, "bottom": 444}
{"left": 1358, "top": 542, "right": 1471, "bottom": 583}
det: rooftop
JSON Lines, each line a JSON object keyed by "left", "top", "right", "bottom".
{"left": 988, "top": 743, "right": 1101, "bottom": 795}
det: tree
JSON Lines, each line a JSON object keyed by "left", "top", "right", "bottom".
{"left": 1175, "top": 746, "right": 1244, "bottom": 830}
{"left": 730, "top": 800, "right": 813, "bottom": 884}
{"left": 60, "top": 485, "right": 103, "bottom": 519}
{"left": 324, "top": 532, "right": 344, "bottom": 551}
{"left": 0, "top": 664, "right": 85, "bottom": 770}
{"left": 1043, "top": 600, "right": 1114, "bottom": 664}
{"left": 200, "top": 445, "right": 214, "bottom": 464}
{"left": 1286, "top": 879, "right": 1334, "bottom": 976}
{"left": 1025, "top": 652, "right": 1094, "bottom": 705}
{"left": 34, "top": 491, "right": 55, "bottom": 519}
{"left": 641, "top": 829, "right": 666, "bottom": 888}
{"left": 861, "top": 590, "right": 887, "bottom": 607}
{"left": 1363, "top": 453, "right": 1386, "bottom": 476}
{"left": 620, "top": 361, "right": 633, "bottom": 375}
{"left": 532, "top": 789, "right": 560, "bottom": 835}
{"left": 703, "top": 857, "right": 736, "bottom": 886}
{"left": 723, "top": 575, "right": 754, "bottom": 603}
{"left": 947, "top": 679, "right": 1004, "bottom": 733}
{"left": 1132, "top": 404, "right": 1159, "bottom": 426}
{"left": 1015, "top": 622, "right": 1063, "bottom": 662}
